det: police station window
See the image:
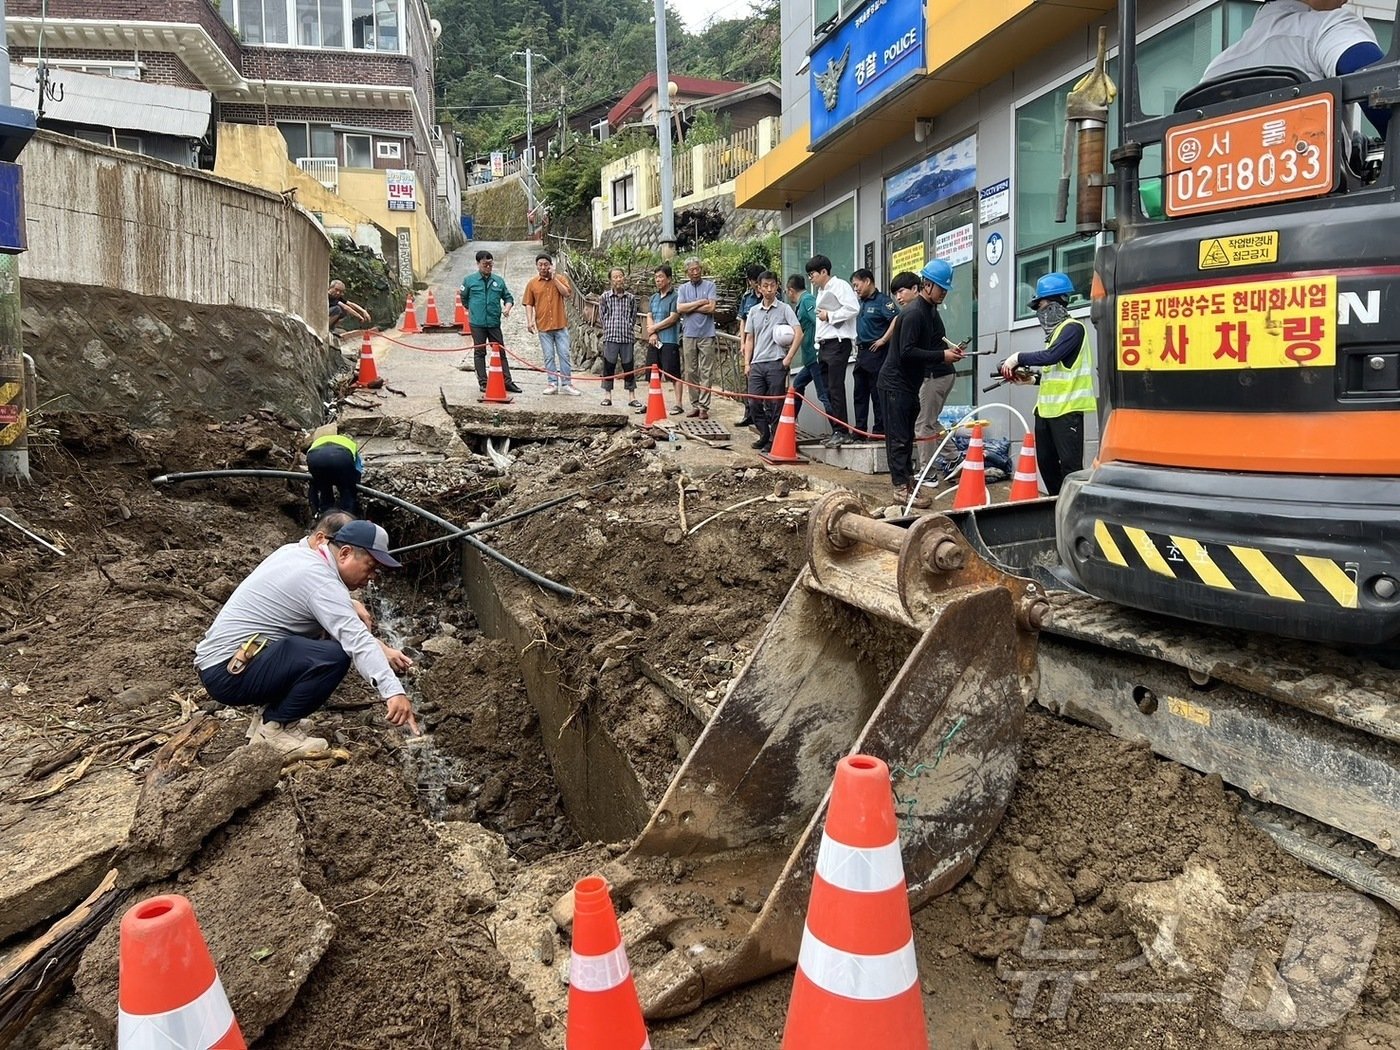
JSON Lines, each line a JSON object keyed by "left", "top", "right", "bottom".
{"left": 612, "top": 174, "right": 636, "bottom": 218}
{"left": 1012, "top": 3, "right": 1233, "bottom": 319}
{"left": 782, "top": 195, "right": 856, "bottom": 288}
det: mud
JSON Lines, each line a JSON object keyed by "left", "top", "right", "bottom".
{"left": 4, "top": 409, "right": 1400, "bottom": 1050}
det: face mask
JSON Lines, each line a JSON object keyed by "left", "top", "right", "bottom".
{"left": 1037, "top": 300, "right": 1070, "bottom": 338}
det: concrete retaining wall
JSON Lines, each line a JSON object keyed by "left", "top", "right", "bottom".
{"left": 19, "top": 131, "right": 338, "bottom": 426}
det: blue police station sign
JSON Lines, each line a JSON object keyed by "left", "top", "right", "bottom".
{"left": 809, "top": 0, "right": 926, "bottom": 147}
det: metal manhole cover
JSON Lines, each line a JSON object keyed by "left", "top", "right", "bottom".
{"left": 676, "top": 420, "right": 732, "bottom": 440}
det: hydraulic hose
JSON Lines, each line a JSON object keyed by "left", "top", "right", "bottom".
{"left": 151, "top": 468, "right": 576, "bottom": 598}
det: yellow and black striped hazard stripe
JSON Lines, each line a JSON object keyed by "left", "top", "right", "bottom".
{"left": 1091, "top": 520, "right": 1359, "bottom": 608}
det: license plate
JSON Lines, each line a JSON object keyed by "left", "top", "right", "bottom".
{"left": 1165, "top": 94, "right": 1334, "bottom": 217}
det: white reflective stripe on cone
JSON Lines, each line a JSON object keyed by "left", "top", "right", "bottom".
{"left": 1014, "top": 471, "right": 1037, "bottom": 482}
{"left": 815, "top": 834, "right": 904, "bottom": 893}
{"left": 569, "top": 942, "right": 632, "bottom": 993}
{"left": 965, "top": 461, "right": 985, "bottom": 471}
{"left": 117, "top": 974, "right": 235, "bottom": 1049}
{"left": 797, "top": 928, "right": 919, "bottom": 1001}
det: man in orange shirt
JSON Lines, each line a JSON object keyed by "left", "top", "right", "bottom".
{"left": 522, "top": 252, "right": 581, "bottom": 396}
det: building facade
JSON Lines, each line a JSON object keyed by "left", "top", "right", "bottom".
{"left": 5, "top": 0, "right": 449, "bottom": 277}
{"left": 736, "top": 0, "right": 1394, "bottom": 446}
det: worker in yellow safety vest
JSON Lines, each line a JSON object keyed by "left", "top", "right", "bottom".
{"left": 997, "top": 272, "right": 1097, "bottom": 495}
{"left": 306, "top": 425, "right": 363, "bottom": 516}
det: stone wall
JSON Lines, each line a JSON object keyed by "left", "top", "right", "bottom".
{"left": 596, "top": 194, "right": 781, "bottom": 253}
{"left": 23, "top": 281, "right": 338, "bottom": 428}
{"left": 20, "top": 131, "right": 337, "bottom": 426}
{"left": 463, "top": 176, "right": 530, "bottom": 242}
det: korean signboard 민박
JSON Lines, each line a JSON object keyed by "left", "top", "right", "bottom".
{"left": 809, "top": 0, "right": 926, "bottom": 147}
{"left": 1116, "top": 275, "right": 1335, "bottom": 371}
{"left": 387, "top": 169, "right": 417, "bottom": 212}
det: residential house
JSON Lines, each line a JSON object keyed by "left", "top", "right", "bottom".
{"left": 5, "top": 0, "right": 450, "bottom": 278}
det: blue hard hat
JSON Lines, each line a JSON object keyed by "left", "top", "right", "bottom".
{"left": 1030, "top": 272, "right": 1075, "bottom": 306}
{"left": 919, "top": 258, "right": 953, "bottom": 291}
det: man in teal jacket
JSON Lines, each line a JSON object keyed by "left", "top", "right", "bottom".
{"left": 461, "top": 250, "right": 523, "bottom": 393}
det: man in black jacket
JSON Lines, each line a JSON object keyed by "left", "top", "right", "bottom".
{"left": 877, "top": 262, "right": 965, "bottom": 507}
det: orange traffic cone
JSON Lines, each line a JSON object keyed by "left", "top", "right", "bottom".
{"left": 354, "top": 330, "right": 382, "bottom": 388}
{"left": 952, "top": 423, "right": 989, "bottom": 510}
{"left": 400, "top": 294, "right": 420, "bottom": 334}
{"left": 1009, "top": 432, "right": 1041, "bottom": 501}
{"left": 480, "top": 344, "right": 514, "bottom": 404}
{"left": 566, "top": 876, "right": 650, "bottom": 1050}
{"left": 781, "top": 755, "right": 927, "bottom": 1049}
{"left": 118, "top": 894, "right": 245, "bottom": 1049}
{"left": 453, "top": 290, "right": 467, "bottom": 330}
{"left": 759, "top": 388, "right": 808, "bottom": 465}
{"left": 642, "top": 366, "right": 668, "bottom": 426}
{"left": 424, "top": 289, "right": 442, "bottom": 327}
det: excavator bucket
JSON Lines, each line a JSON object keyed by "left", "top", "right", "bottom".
{"left": 554, "top": 492, "right": 1045, "bottom": 1018}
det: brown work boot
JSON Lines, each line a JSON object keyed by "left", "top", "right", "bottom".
{"left": 252, "top": 720, "right": 329, "bottom": 758}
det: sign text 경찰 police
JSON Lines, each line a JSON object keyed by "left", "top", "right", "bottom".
{"left": 808, "top": 0, "right": 926, "bottom": 147}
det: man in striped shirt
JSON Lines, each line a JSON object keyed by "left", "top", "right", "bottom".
{"left": 598, "top": 268, "right": 642, "bottom": 408}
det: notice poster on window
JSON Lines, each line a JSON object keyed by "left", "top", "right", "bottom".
{"left": 890, "top": 243, "right": 925, "bottom": 275}
{"left": 387, "top": 169, "right": 417, "bottom": 211}
{"left": 934, "top": 224, "right": 975, "bottom": 267}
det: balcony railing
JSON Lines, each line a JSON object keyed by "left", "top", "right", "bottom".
{"left": 297, "top": 156, "right": 339, "bottom": 193}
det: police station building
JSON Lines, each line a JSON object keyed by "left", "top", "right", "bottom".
{"left": 735, "top": 0, "right": 1395, "bottom": 444}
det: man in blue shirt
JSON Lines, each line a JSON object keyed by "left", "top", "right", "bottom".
{"left": 851, "top": 268, "right": 899, "bottom": 437}
{"left": 644, "top": 263, "right": 684, "bottom": 414}
{"left": 677, "top": 257, "right": 718, "bottom": 419}
{"left": 735, "top": 263, "right": 764, "bottom": 427}
{"left": 460, "top": 250, "right": 523, "bottom": 393}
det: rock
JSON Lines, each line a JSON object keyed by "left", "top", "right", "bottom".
{"left": 422, "top": 634, "right": 465, "bottom": 658}
{"left": 76, "top": 801, "right": 334, "bottom": 1046}
{"left": 663, "top": 527, "right": 684, "bottom": 545}
{"left": 559, "top": 457, "right": 582, "bottom": 474}
{"left": 1070, "top": 868, "right": 1105, "bottom": 903}
{"left": 999, "top": 846, "right": 1074, "bottom": 917}
{"left": 436, "top": 821, "right": 510, "bottom": 912}
{"left": 201, "top": 576, "right": 237, "bottom": 602}
{"left": 1118, "top": 863, "right": 1243, "bottom": 978}
{"left": 108, "top": 684, "right": 164, "bottom": 714}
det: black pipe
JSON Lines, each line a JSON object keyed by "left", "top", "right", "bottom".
{"left": 388, "top": 491, "right": 579, "bottom": 555}
{"left": 151, "top": 468, "right": 576, "bottom": 599}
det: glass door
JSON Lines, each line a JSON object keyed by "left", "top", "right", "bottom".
{"left": 930, "top": 197, "right": 977, "bottom": 409}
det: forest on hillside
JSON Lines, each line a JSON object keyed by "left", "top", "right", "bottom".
{"left": 432, "top": 0, "right": 780, "bottom": 157}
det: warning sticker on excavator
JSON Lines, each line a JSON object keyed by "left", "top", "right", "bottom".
{"left": 1091, "top": 520, "right": 1360, "bottom": 608}
{"left": 1166, "top": 697, "right": 1212, "bottom": 727}
{"left": 1117, "top": 274, "right": 1335, "bottom": 371}
{"left": 1198, "top": 231, "right": 1278, "bottom": 270}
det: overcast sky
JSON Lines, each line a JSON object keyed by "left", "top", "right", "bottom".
{"left": 672, "top": 0, "right": 758, "bottom": 33}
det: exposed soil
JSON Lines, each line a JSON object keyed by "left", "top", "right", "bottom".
{"left": 3, "top": 410, "right": 1400, "bottom": 1050}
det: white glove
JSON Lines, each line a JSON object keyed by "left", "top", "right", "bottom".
{"left": 998, "top": 353, "right": 1021, "bottom": 380}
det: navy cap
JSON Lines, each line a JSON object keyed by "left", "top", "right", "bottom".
{"left": 333, "top": 520, "right": 402, "bottom": 568}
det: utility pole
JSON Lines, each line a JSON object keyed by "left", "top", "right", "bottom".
{"left": 0, "top": 0, "right": 36, "bottom": 482}
{"left": 557, "top": 85, "right": 566, "bottom": 158}
{"left": 653, "top": 0, "right": 675, "bottom": 259}
{"left": 523, "top": 47, "right": 534, "bottom": 190}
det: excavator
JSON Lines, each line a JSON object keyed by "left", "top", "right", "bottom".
{"left": 553, "top": 2, "right": 1400, "bottom": 1019}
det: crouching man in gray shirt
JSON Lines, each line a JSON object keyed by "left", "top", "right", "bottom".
{"left": 194, "top": 520, "right": 418, "bottom": 757}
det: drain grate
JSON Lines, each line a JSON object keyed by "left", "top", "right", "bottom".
{"left": 676, "top": 419, "right": 732, "bottom": 440}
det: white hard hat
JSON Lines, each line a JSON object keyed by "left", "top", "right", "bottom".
{"left": 772, "top": 323, "right": 795, "bottom": 348}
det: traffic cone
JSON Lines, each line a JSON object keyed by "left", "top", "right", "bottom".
{"left": 354, "top": 330, "right": 382, "bottom": 388}
{"left": 480, "top": 344, "right": 513, "bottom": 404}
{"left": 781, "top": 755, "right": 926, "bottom": 1049}
{"left": 1009, "top": 432, "right": 1041, "bottom": 502}
{"left": 952, "top": 423, "right": 989, "bottom": 510}
{"left": 642, "top": 366, "right": 668, "bottom": 426}
{"left": 424, "top": 289, "right": 442, "bottom": 327}
{"left": 759, "top": 388, "right": 808, "bottom": 465}
{"left": 400, "top": 293, "right": 420, "bottom": 334}
{"left": 453, "top": 290, "right": 467, "bottom": 330}
{"left": 566, "top": 876, "right": 650, "bottom": 1050}
{"left": 118, "top": 894, "right": 245, "bottom": 1049}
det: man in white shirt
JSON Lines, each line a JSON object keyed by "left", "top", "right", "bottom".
{"left": 806, "top": 254, "right": 861, "bottom": 447}
{"left": 1202, "top": 0, "right": 1388, "bottom": 133}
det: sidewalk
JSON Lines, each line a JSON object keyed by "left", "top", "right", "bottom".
{"left": 338, "top": 240, "right": 941, "bottom": 507}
